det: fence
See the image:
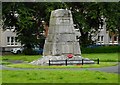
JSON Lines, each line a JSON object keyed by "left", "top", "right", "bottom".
{"left": 48, "top": 58, "right": 99, "bottom": 66}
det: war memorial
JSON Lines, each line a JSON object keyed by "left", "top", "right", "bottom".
{"left": 31, "top": 9, "right": 94, "bottom": 65}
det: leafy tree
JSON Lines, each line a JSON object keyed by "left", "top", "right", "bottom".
{"left": 2, "top": 2, "right": 120, "bottom": 54}
{"left": 2, "top": 2, "right": 65, "bottom": 54}
{"left": 2, "top": 2, "right": 45, "bottom": 54}
{"left": 65, "top": 2, "right": 102, "bottom": 46}
{"left": 103, "top": 2, "right": 120, "bottom": 44}
{"left": 65, "top": 2, "right": 120, "bottom": 47}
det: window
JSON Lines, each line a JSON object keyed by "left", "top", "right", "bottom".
{"left": 7, "top": 36, "right": 18, "bottom": 46}
{"left": 98, "top": 35, "right": 104, "bottom": 43}
{"left": 6, "top": 26, "right": 16, "bottom": 31}
{"left": 109, "top": 36, "right": 118, "bottom": 43}
{"left": 15, "top": 37, "right": 18, "bottom": 45}
{"left": 101, "top": 36, "right": 104, "bottom": 41}
{"left": 11, "top": 37, "right": 14, "bottom": 45}
{"left": 7, "top": 37, "right": 10, "bottom": 45}
{"left": 98, "top": 36, "right": 100, "bottom": 41}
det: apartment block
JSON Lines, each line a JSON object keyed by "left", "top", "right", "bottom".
{"left": 95, "top": 17, "right": 119, "bottom": 45}
{"left": 0, "top": 27, "right": 21, "bottom": 52}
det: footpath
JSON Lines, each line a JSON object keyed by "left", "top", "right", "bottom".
{"left": 0, "top": 63, "right": 119, "bottom": 74}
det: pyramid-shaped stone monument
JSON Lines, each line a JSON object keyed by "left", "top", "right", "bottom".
{"left": 31, "top": 9, "right": 94, "bottom": 65}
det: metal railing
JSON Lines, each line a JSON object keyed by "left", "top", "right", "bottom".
{"left": 48, "top": 58, "right": 99, "bottom": 66}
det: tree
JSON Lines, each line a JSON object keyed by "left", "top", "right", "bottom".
{"left": 2, "top": 2, "right": 45, "bottom": 54}
{"left": 2, "top": 2, "right": 66, "bottom": 54}
{"left": 65, "top": 2, "right": 103, "bottom": 46}
{"left": 103, "top": 2, "right": 120, "bottom": 44}
{"left": 2, "top": 2, "right": 120, "bottom": 53}
{"left": 65, "top": 2, "right": 120, "bottom": 47}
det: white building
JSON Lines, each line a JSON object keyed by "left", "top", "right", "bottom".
{"left": 91, "top": 16, "right": 119, "bottom": 45}
{"left": 0, "top": 26, "right": 21, "bottom": 52}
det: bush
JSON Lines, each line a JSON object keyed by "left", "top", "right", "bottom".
{"left": 22, "top": 48, "right": 38, "bottom": 55}
{"left": 81, "top": 45, "right": 119, "bottom": 53}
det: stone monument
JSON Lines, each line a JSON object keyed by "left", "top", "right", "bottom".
{"left": 31, "top": 9, "right": 94, "bottom": 65}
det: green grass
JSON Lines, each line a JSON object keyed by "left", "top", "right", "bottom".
{"left": 1, "top": 61, "right": 12, "bottom": 65}
{"left": 0, "top": 69, "right": 1, "bottom": 84}
{"left": 2, "top": 53, "right": 118, "bottom": 68}
{"left": 0, "top": 56, "right": 2, "bottom": 60}
{"left": 6, "top": 62, "right": 118, "bottom": 69}
{"left": 2, "top": 54, "right": 41, "bottom": 63}
{"left": 0, "top": 56, "right": 2, "bottom": 65}
{"left": 0, "top": 55, "right": 1, "bottom": 84}
{"left": 1, "top": 53, "right": 119, "bottom": 83}
{"left": 82, "top": 53, "right": 118, "bottom": 62}
{"left": 2, "top": 53, "right": 118, "bottom": 62}
{"left": 2, "top": 70, "right": 118, "bottom": 83}
{"left": 2, "top": 53, "right": 118, "bottom": 63}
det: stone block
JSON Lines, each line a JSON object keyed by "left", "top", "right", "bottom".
{"left": 46, "top": 34, "right": 54, "bottom": 42}
{"left": 62, "top": 43, "right": 74, "bottom": 54}
{"left": 43, "top": 43, "right": 53, "bottom": 56}
{"left": 73, "top": 42, "right": 81, "bottom": 55}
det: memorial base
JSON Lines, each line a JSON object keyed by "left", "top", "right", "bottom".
{"left": 30, "top": 55, "right": 94, "bottom": 66}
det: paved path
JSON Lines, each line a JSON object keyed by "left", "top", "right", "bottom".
{"left": 0, "top": 64, "right": 119, "bottom": 74}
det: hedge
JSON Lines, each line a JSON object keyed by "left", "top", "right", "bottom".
{"left": 81, "top": 46, "right": 120, "bottom": 53}
{"left": 22, "top": 48, "right": 38, "bottom": 55}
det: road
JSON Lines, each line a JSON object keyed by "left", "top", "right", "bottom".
{"left": 0, "top": 63, "right": 119, "bottom": 74}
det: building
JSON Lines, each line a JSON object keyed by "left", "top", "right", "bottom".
{"left": 0, "top": 26, "right": 21, "bottom": 52}
{"left": 91, "top": 16, "right": 119, "bottom": 45}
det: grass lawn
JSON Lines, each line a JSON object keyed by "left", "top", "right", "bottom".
{"left": 2, "top": 54, "right": 41, "bottom": 63}
{"left": 1, "top": 53, "right": 118, "bottom": 68}
{"left": 0, "top": 69, "right": 1, "bottom": 84}
{"left": 6, "top": 62, "right": 118, "bottom": 69}
{"left": 2, "top": 53, "right": 118, "bottom": 63}
{"left": 1, "top": 53, "right": 119, "bottom": 83}
{"left": 0, "top": 56, "right": 2, "bottom": 84}
{"left": 2, "top": 70, "right": 119, "bottom": 83}
{"left": 82, "top": 53, "right": 118, "bottom": 62}
{"left": 0, "top": 57, "right": 1, "bottom": 64}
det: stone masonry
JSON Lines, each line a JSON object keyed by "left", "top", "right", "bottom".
{"left": 30, "top": 9, "right": 94, "bottom": 65}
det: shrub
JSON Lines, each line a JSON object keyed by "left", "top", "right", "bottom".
{"left": 22, "top": 48, "right": 38, "bottom": 55}
{"left": 81, "top": 45, "right": 119, "bottom": 53}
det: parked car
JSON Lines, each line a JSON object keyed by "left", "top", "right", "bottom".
{"left": 86, "top": 44, "right": 101, "bottom": 48}
{"left": 34, "top": 47, "right": 43, "bottom": 55}
{"left": 11, "top": 47, "right": 43, "bottom": 55}
{"left": 11, "top": 47, "right": 23, "bottom": 54}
